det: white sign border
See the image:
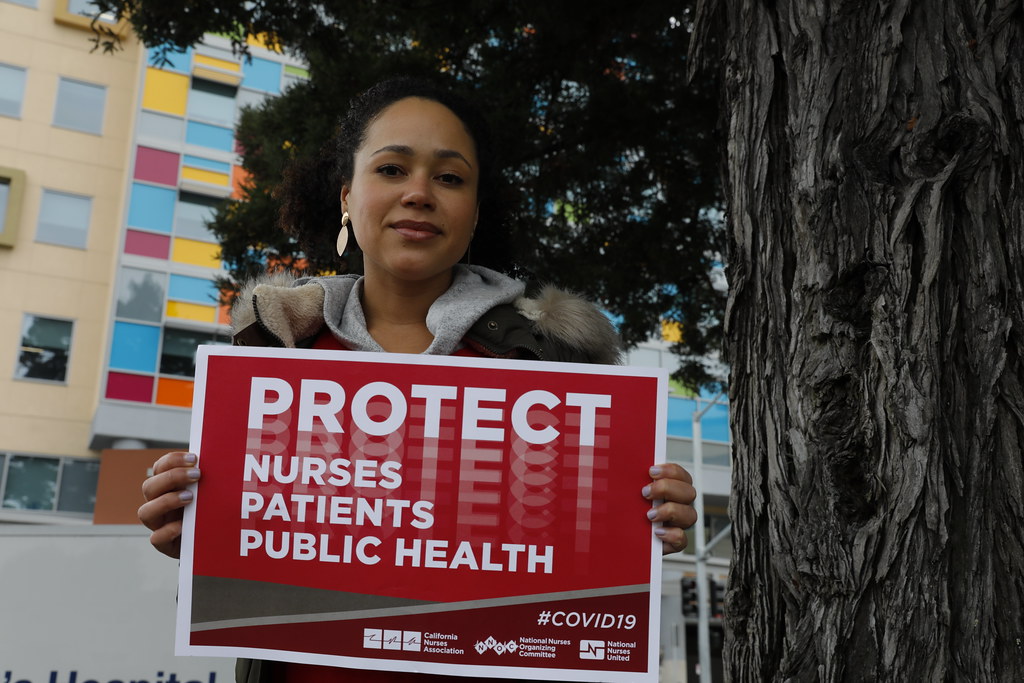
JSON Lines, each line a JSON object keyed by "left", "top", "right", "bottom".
{"left": 176, "top": 345, "right": 668, "bottom": 682}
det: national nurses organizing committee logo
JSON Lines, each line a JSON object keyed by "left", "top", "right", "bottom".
{"left": 474, "top": 636, "right": 518, "bottom": 655}
{"left": 579, "top": 640, "right": 606, "bottom": 660}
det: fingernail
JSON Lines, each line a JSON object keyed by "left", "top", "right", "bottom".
{"left": 178, "top": 490, "right": 194, "bottom": 503}
{"left": 183, "top": 453, "right": 197, "bottom": 465}
{"left": 646, "top": 508, "right": 658, "bottom": 521}
{"left": 649, "top": 466, "right": 663, "bottom": 478}
{"left": 186, "top": 468, "right": 201, "bottom": 480}
{"left": 653, "top": 527, "right": 668, "bottom": 538}
{"left": 641, "top": 485, "right": 652, "bottom": 499}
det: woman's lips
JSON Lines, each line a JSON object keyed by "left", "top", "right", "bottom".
{"left": 391, "top": 220, "right": 441, "bottom": 241}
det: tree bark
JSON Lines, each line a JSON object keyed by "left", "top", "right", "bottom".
{"left": 696, "top": 1, "right": 1024, "bottom": 679}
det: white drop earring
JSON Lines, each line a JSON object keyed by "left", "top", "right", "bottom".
{"left": 337, "top": 211, "right": 350, "bottom": 256}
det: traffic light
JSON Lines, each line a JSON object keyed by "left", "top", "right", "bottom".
{"left": 681, "top": 577, "right": 698, "bottom": 616}
{"left": 709, "top": 577, "right": 726, "bottom": 619}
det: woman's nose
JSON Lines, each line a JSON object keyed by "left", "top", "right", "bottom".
{"left": 401, "top": 175, "right": 435, "bottom": 209}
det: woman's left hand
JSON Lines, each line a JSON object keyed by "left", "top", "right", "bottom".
{"left": 643, "top": 463, "right": 698, "bottom": 555}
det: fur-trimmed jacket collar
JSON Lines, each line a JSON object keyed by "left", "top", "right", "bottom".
{"left": 230, "top": 266, "right": 622, "bottom": 365}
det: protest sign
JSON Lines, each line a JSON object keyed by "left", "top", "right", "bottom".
{"left": 177, "top": 346, "right": 666, "bottom": 681}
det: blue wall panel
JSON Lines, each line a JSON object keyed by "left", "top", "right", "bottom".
{"left": 185, "top": 121, "right": 234, "bottom": 151}
{"left": 242, "top": 57, "right": 282, "bottom": 93}
{"left": 182, "top": 155, "right": 232, "bottom": 174}
{"left": 109, "top": 321, "right": 161, "bottom": 373}
{"left": 148, "top": 46, "right": 191, "bottom": 74}
{"left": 168, "top": 274, "right": 218, "bottom": 304}
{"left": 127, "top": 183, "right": 176, "bottom": 233}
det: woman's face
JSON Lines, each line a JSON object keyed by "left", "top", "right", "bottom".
{"left": 341, "top": 97, "right": 479, "bottom": 289}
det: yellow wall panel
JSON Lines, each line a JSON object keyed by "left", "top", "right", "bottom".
{"left": 166, "top": 301, "right": 216, "bottom": 323}
{"left": 247, "top": 33, "right": 282, "bottom": 52}
{"left": 181, "top": 166, "right": 230, "bottom": 186}
{"left": 194, "top": 54, "right": 241, "bottom": 72}
{"left": 192, "top": 67, "right": 242, "bottom": 86}
{"left": 142, "top": 68, "right": 189, "bottom": 116}
{"left": 661, "top": 319, "right": 684, "bottom": 343}
{"left": 172, "top": 237, "right": 221, "bottom": 268}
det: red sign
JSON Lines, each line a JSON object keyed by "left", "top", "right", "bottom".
{"left": 177, "top": 346, "right": 666, "bottom": 682}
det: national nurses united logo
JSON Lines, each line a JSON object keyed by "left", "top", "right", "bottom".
{"left": 579, "top": 640, "right": 606, "bottom": 660}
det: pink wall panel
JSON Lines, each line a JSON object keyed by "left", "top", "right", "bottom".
{"left": 124, "top": 229, "right": 170, "bottom": 259}
{"left": 134, "top": 146, "right": 180, "bottom": 186}
{"left": 105, "top": 372, "right": 154, "bottom": 402}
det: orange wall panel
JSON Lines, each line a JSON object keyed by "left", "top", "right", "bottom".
{"left": 156, "top": 377, "right": 194, "bottom": 408}
{"left": 231, "top": 164, "right": 251, "bottom": 199}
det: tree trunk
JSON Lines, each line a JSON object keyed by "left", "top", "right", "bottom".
{"left": 695, "top": 1, "right": 1024, "bottom": 679}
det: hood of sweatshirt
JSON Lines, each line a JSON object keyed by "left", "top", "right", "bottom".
{"left": 230, "top": 265, "right": 621, "bottom": 364}
{"left": 232, "top": 265, "right": 523, "bottom": 354}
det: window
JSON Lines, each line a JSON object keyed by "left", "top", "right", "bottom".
{"left": 55, "top": 457, "right": 100, "bottom": 512}
{"left": 16, "top": 315, "right": 73, "bottom": 383}
{"left": 160, "top": 327, "right": 228, "bottom": 378}
{"left": 0, "top": 63, "right": 26, "bottom": 118}
{"left": 66, "top": 0, "right": 115, "bottom": 21}
{"left": 53, "top": 77, "right": 106, "bottom": 134}
{"left": 175, "top": 191, "right": 222, "bottom": 241}
{"left": 116, "top": 267, "right": 166, "bottom": 323}
{"left": 137, "top": 111, "right": 185, "bottom": 145}
{"left": 187, "top": 79, "right": 236, "bottom": 127}
{"left": 0, "top": 453, "right": 99, "bottom": 514}
{"left": 36, "top": 189, "right": 91, "bottom": 248}
{"left": 2, "top": 0, "right": 37, "bottom": 8}
{"left": 2, "top": 455, "right": 58, "bottom": 510}
{"left": 235, "top": 88, "right": 268, "bottom": 122}
{"left": 54, "top": 0, "right": 119, "bottom": 31}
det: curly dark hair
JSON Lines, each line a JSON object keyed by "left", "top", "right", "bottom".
{"left": 277, "top": 77, "right": 512, "bottom": 272}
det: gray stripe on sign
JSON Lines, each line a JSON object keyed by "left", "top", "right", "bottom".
{"left": 191, "top": 583, "right": 650, "bottom": 632}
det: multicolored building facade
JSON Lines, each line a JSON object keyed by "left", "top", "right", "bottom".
{"left": 1, "top": 0, "right": 142, "bottom": 522}
{"left": 90, "top": 35, "right": 309, "bottom": 450}
{"left": 0, "top": 0, "right": 309, "bottom": 520}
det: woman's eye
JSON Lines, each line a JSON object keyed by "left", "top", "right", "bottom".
{"left": 437, "top": 173, "right": 464, "bottom": 185}
{"left": 376, "top": 164, "right": 403, "bottom": 177}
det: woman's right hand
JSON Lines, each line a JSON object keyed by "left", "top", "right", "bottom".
{"left": 138, "top": 451, "right": 201, "bottom": 559}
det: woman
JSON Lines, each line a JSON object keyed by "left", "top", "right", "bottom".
{"left": 140, "top": 77, "right": 698, "bottom": 681}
